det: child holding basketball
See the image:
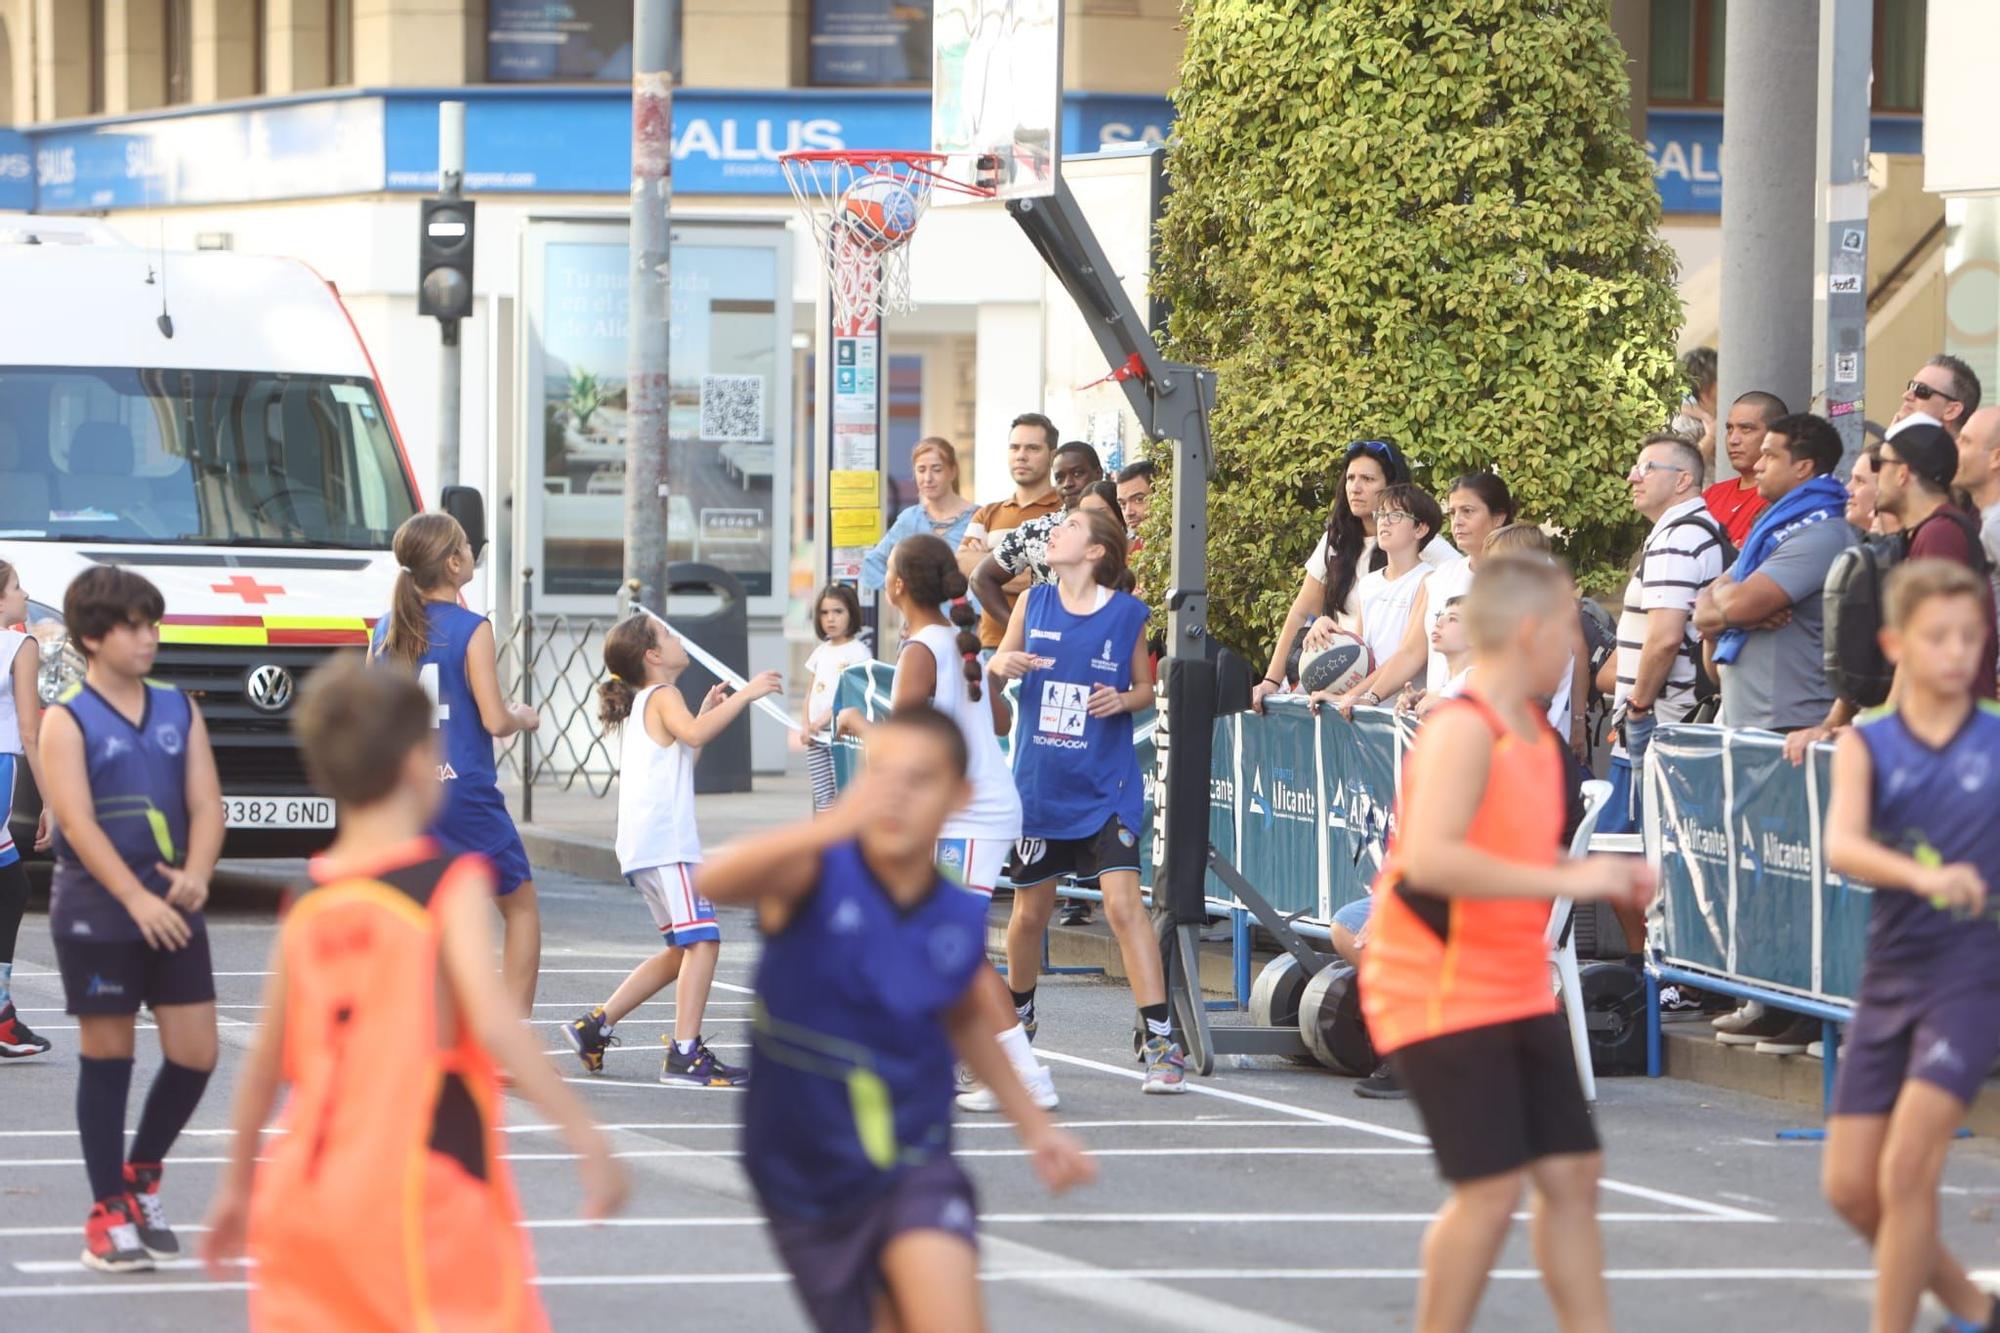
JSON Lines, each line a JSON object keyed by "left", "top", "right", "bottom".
{"left": 200, "top": 657, "right": 624, "bottom": 1327}
{"left": 835, "top": 533, "right": 1053, "bottom": 1109}
{"left": 1361, "top": 556, "right": 1653, "bottom": 1333}
{"left": 697, "top": 706, "right": 1093, "bottom": 1333}
{"left": 1822, "top": 560, "right": 2000, "bottom": 1333}
{"left": 801, "top": 583, "right": 869, "bottom": 813}
{"left": 563, "top": 614, "right": 781, "bottom": 1086}
{"left": 372, "top": 513, "right": 544, "bottom": 1011}
{"left": 39, "top": 567, "right": 223, "bottom": 1272}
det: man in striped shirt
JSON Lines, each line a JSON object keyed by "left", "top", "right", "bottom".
{"left": 1600, "top": 434, "right": 1726, "bottom": 838}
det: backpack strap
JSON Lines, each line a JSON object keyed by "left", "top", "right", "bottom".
{"left": 1907, "top": 507, "right": 1991, "bottom": 578}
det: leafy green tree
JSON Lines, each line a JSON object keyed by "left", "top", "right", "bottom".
{"left": 1141, "top": 0, "right": 1683, "bottom": 648}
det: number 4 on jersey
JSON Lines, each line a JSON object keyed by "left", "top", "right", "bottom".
{"left": 419, "top": 662, "right": 451, "bottom": 728}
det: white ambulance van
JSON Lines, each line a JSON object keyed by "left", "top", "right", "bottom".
{"left": 0, "top": 222, "right": 484, "bottom": 857}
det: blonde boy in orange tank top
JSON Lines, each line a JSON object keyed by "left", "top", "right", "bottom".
{"left": 1361, "top": 557, "right": 1654, "bottom": 1333}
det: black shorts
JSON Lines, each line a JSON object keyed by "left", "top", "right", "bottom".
{"left": 1006, "top": 814, "right": 1142, "bottom": 888}
{"left": 1390, "top": 1013, "right": 1599, "bottom": 1183}
{"left": 53, "top": 922, "right": 216, "bottom": 1016}
{"left": 763, "top": 1157, "right": 979, "bottom": 1333}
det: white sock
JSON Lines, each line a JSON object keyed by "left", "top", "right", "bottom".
{"left": 996, "top": 1024, "right": 1039, "bottom": 1079}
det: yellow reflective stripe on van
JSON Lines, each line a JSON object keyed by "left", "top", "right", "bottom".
{"left": 159, "top": 624, "right": 269, "bottom": 645}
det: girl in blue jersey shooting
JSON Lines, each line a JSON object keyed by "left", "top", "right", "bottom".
{"left": 373, "top": 513, "right": 543, "bottom": 1012}
{"left": 1823, "top": 559, "right": 2000, "bottom": 1333}
{"left": 989, "top": 506, "right": 1185, "bottom": 1092}
{"left": 697, "top": 706, "right": 1093, "bottom": 1333}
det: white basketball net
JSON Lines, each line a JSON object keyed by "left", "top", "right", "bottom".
{"left": 781, "top": 152, "right": 953, "bottom": 334}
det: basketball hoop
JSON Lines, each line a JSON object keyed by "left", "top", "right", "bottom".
{"left": 779, "top": 150, "right": 989, "bottom": 331}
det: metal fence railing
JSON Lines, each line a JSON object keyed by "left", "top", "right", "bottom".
{"left": 492, "top": 574, "right": 620, "bottom": 823}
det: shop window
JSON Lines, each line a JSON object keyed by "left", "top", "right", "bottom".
{"left": 811, "top": 0, "right": 932, "bottom": 87}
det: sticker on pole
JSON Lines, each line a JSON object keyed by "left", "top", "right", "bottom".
{"left": 1834, "top": 352, "right": 1859, "bottom": 384}
{"left": 1828, "top": 273, "right": 1862, "bottom": 295}
{"left": 1840, "top": 228, "right": 1865, "bottom": 254}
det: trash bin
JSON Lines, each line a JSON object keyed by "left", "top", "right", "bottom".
{"left": 666, "top": 562, "right": 753, "bottom": 795}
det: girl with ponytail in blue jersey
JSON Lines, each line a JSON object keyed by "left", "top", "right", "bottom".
{"left": 989, "top": 506, "right": 1187, "bottom": 1094}
{"left": 373, "top": 513, "right": 544, "bottom": 1012}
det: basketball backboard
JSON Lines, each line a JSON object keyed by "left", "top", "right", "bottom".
{"left": 930, "top": 0, "right": 1064, "bottom": 204}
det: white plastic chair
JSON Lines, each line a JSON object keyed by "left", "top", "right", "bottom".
{"left": 1547, "top": 779, "right": 1615, "bottom": 1102}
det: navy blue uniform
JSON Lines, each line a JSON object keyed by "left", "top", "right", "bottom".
{"left": 744, "top": 839, "right": 989, "bottom": 1333}
{"left": 1006, "top": 584, "right": 1150, "bottom": 887}
{"left": 49, "top": 682, "right": 213, "bottom": 1015}
{"left": 373, "top": 602, "right": 530, "bottom": 895}
{"left": 1833, "top": 702, "right": 2000, "bottom": 1115}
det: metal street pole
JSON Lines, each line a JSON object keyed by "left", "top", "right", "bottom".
{"left": 1815, "top": 0, "right": 1874, "bottom": 470}
{"left": 436, "top": 100, "right": 464, "bottom": 492}
{"left": 625, "top": 1, "right": 679, "bottom": 616}
{"left": 1717, "top": 1, "right": 1818, "bottom": 478}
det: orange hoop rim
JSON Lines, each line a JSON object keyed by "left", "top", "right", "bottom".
{"left": 777, "top": 148, "right": 995, "bottom": 198}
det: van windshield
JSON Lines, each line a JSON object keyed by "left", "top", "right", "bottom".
{"left": 0, "top": 367, "right": 419, "bottom": 548}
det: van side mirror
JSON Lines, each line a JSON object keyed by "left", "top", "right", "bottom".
{"left": 439, "top": 486, "right": 486, "bottom": 560}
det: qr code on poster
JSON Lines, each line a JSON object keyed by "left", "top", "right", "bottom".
{"left": 699, "top": 375, "right": 765, "bottom": 442}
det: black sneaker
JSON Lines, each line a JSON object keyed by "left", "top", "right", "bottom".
{"left": 661, "top": 1038, "right": 749, "bottom": 1087}
{"left": 1353, "top": 1062, "right": 1406, "bottom": 1100}
{"left": 81, "top": 1196, "right": 152, "bottom": 1274}
{"left": 122, "top": 1163, "right": 177, "bottom": 1258}
{"left": 1753, "top": 1014, "right": 1821, "bottom": 1055}
{"left": 1716, "top": 1004, "right": 1797, "bottom": 1047}
{"left": 0, "top": 1002, "right": 51, "bottom": 1057}
{"left": 1059, "top": 901, "right": 1093, "bottom": 927}
{"left": 562, "top": 1008, "right": 618, "bottom": 1074}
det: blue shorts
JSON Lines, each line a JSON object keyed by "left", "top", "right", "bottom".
{"left": 1832, "top": 982, "right": 2000, "bottom": 1116}
{"left": 763, "top": 1156, "right": 979, "bottom": 1333}
{"left": 0, "top": 753, "right": 17, "bottom": 869}
{"left": 433, "top": 793, "right": 531, "bottom": 897}
{"left": 1331, "top": 896, "right": 1373, "bottom": 941}
{"left": 53, "top": 919, "right": 215, "bottom": 1016}
{"left": 1599, "top": 754, "right": 1639, "bottom": 836}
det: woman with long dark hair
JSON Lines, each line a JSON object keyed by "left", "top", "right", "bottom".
{"left": 1252, "top": 439, "right": 1456, "bottom": 713}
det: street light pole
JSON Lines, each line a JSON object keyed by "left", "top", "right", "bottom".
{"left": 624, "top": 1, "right": 680, "bottom": 616}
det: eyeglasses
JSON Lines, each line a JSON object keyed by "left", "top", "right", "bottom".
{"left": 1907, "top": 379, "right": 1961, "bottom": 404}
{"left": 1375, "top": 510, "right": 1413, "bottom": 527}
{"left": 1633, "top": 461, "right": 1686, "bottom": 476}
{"left": 1877, "top": 449, "right": 1909, "bottom": 470}
{"left": 1348, "top": 439, "right": 1394, "bottom": 459}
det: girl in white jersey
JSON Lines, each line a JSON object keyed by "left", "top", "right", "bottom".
{"left": 563, "top": 615, "right": 782, "bottom": 1087}
{"left": 838, "top": 534, "right": 1055, "bottom": 1109}
{"left": 0, "top": 561, "right": 51, "bottom": 1056}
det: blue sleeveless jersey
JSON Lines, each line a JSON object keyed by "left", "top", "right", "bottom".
{"left": 50, "top": 682, "right": 195, "bottom": 943}
{"left": 373, "top": 602, "right": 508, "bottom": 835}
{"left": 1855, "top": 702, "right": 2000, "bottom": 992}
{"left": 741, "top": 839, "right": 989, "bottom": 1220}
{"left": 1012, "top": 584, "right": 1150, "bottom": 840}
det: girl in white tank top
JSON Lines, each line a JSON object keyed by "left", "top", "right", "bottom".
{"left": 834, "top": 535, "right": 1055, "bottom": 1110}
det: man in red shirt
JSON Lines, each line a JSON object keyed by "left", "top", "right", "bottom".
{"left": 1702, "top": 390, "right": 1786, "bottom": 546}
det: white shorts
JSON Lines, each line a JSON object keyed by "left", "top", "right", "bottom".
{"left": 627, "top": 863, "right": 720, "bottom": 946}
{"left": 935, "top": 837, "right": 1010, "bottom": 896}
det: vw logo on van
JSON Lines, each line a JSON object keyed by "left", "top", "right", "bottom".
{"left": 244, "top": 664, "right": 296, "bottom": 714}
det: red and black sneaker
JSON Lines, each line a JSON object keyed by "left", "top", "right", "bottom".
{"left": 0, "top": 1002, "right": 50, "bottom": 1057}
{"left": 81, "top": 1195, "right": 153, "bottom": 1273}
{"left": 123, "top": 1162, "right": 178, "bottom": 1258}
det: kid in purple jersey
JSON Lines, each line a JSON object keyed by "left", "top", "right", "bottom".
{"left": 1824, "top": 559, "right": 2000, "bottom": 1333}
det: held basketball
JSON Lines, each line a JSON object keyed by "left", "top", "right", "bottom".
{"left": 838, "top": 175, "right": 922, "bottom": 250}
{"left": 1298, "top": 631, "right": 1372, "bottom": 696}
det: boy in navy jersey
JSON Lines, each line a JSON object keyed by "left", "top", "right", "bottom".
{"left": 39, "top": 567, "right": 223, "bottom": 1273}
{"left": 1824, "top": 560, "right": 2000, "bottom": 1333}
{"left": 697, "top": 707, "right": 1093, "bottom": 1333}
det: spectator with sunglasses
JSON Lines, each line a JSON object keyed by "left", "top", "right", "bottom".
{"left": 1894, "top": 354, "right": 1981, "bottom": 440}
{"left": 1251, "top": 439, "right": 1456, "bottom": 714}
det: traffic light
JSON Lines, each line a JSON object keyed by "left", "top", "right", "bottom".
{"left": 417, "top": 197, "right": 476, "bottom": 322}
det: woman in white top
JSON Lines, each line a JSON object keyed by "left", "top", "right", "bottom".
{"left": 1333, "top": 472, "right": 1516, "bottom": 711}
{"left": 560, "top": 615, "right": 784, "bottom": 1086}
{"left": 1349, "top": 483, "right": 1445, "bottom": 672}
{"left": 0, "top": 560, "right": 51, "bottom": 1056}
{"left": 836, "top": 532, "right": 1053, "bottom": 1109}
{"left": 1253, "top": 438, "right": 1456, "bottom": 714}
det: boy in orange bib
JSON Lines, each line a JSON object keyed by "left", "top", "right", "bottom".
{"left": 1361, "top": 556, "right": 1653, "bottom": 1333}
{"left": 200, "top": 656, "right": 625, "bottom": 1330}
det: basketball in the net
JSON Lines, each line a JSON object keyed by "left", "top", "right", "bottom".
{"left": 839, "top": 174, "right": 922, "bottom": 250}
{"left": 1299, "top": 631, "right": 1372, "bottom": 696}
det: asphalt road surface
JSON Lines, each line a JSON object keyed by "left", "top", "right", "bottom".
{"left": 4, "top": 862, "right": 2000, "bottom": 1331}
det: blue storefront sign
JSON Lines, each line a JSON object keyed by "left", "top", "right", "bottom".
{"left": 8, "top": 91, "right": 1927, "bottom": 217}
{"left": 810, "top": 0, "right": 931, "bottom": 87}
{"left": 0, "top": 130, "right": 31, "bottom": 212}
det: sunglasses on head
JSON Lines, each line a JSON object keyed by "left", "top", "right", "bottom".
{"left": 1907, "top": 379, "right": 1960, "bottom": 404}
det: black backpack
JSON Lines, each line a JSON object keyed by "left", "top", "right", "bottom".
{"left": 1661, "top": 510, "right": 1737, "bottom": 705}
{"left": 1825, "top": 508, "right": 1989, "bottom": 708}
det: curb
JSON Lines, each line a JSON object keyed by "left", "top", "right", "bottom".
{"left": 520, "top": 826, "right": 623, "bottom": 884}
{"left": 1661, "top": 1026, "right": 2000, "bottom": 1133}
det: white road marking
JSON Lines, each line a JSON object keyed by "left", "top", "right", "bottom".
{"left": 1034, "top": 1046, "right": 1780, "bottom": 1224}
